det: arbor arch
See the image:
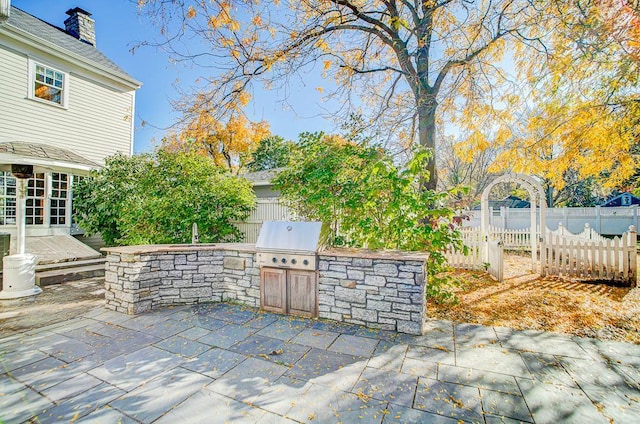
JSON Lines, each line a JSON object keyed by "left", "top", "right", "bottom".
{"left": 480, "top": 173, "right": 547, "bottom": 272}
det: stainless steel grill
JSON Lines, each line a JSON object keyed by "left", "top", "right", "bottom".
{"left": 255, "top": 221, "right": 322, "bottom": 270}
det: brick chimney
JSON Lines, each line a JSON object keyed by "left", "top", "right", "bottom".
{"left": 64, "top": 7, "right": 95, "bottom": 46}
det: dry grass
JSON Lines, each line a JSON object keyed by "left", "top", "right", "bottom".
{"left": 429, "top": 253, "right": 640, "bottom": 343}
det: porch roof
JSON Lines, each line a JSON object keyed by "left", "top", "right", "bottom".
{"left": 0, "top": 141, "right": 98, "bottom": 174}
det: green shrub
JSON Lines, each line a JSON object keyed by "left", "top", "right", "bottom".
{"left": 274, "top": 132, "right": 465, "bottom": 301}
{"left": 73, "top": 151, "right": 255, "bottom": 246}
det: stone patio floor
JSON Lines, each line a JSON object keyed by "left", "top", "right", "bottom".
{"left": 1, "top": 302, "right": 640, "bottom": 423}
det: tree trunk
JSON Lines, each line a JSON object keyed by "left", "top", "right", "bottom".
{"left": 417, "top": 100, "right": 438, "bottom": 190}
{"left": 544, "top": 182, "right": 554, "bottom": 208}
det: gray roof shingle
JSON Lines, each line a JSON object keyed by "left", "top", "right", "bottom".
{"left": 5, "top": 6, "right": 139, "bottom": 85}
{"left": 0, "top": 142, "right": 98, "bottom": 168}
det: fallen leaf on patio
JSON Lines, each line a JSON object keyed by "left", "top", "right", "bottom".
{"left": 449, "top": 395, "right": 464, "bottom": 408}
{"left": 356, "top": 391, "right": 370, "bottom": 402}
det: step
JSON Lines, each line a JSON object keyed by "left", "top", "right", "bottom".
{"left": 36, "top": 257, "right": 106, "bottom": 273}
{"left": 36, "top": 264, "right": 105, "bottom": 287}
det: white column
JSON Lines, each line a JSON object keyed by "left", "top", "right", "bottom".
{"left": 0, "top": 176, "right": 41, "bottom": 299}
{"left": 16, "top": 178, "right": 26, "bottom": 254}
{"left": 530, "top": 200, "right": 537, "bottom": 272}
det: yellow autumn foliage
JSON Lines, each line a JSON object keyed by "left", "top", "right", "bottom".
{"left": 162, "top": 99, "right": 270, "bottom": 173}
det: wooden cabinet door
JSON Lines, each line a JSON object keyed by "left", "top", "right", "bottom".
{"left": 260, "top": 267, "right": 286, "bottom": 314}
{"left": 287, "top": 270, "right": 317, "bottom": 318}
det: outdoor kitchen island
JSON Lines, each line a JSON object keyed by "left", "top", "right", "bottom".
{"left": 102, "top": 243, "right": 428, "bottom": 335}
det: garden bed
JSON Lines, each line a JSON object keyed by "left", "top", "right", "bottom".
{"left": 429, "top": 253, "right": 640, "bottom": 343}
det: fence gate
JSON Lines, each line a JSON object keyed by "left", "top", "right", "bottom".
{"left": 486, "top": 238, "right": 504, "bottom": 282}
{"left": 446, "top": 228, "right": 505, "bottom": 282}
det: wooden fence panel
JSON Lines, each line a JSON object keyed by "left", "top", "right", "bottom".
{"left": 233, "top": 199, "right": 295, "bottom": 243}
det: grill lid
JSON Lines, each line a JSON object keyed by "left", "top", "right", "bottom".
{"left": 255, "top": 221, "right": 322, "bottom": 252}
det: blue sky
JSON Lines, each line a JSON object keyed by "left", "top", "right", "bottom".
{"left": 13, "top": 0, "right": 334, "bottom": 153}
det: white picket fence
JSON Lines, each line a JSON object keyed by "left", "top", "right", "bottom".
{"left": 541, "top": 226, "right": 637, "bottom": 283}
{"left": 447, "top": 224, "right": 637, "bottom": 285}
{"left": 488, "top": 226, "right": 532, "bottom": 248}
{"left": 445, "top": 227, "right": 484, "bottom": 271}
{"left": 445, "top": 227, "right": 504, "bottom": 282}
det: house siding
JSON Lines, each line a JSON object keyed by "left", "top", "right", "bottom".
{"left": 0, "top": 40, "right": 134, "bottom": 165}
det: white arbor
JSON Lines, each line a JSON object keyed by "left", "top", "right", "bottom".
{"left": 480, "top": 174, "right": 547, "bottom": 273}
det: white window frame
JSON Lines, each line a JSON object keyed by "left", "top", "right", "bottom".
{"left": 25, "top": 173, "right": 46, "bottom": 226}
{"left": 0, "top": 172, "right": 17, "bottom": 226}
{"left": 49, "top": 172, "right": 70, "bottom": 226}
{"left": 27, "top": 58, "right": 69, "bottom": 108}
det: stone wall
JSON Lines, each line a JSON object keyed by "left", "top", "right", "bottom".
{"left": 317, "top": 252, "right": 426, "bottom": 335}
{"left": 104, "top": 244, "right": 259, "bottom": 314}
{"left": 103, "top": 244, "right": 428, "bottom": 335}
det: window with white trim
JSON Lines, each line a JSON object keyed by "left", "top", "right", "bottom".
{"left": 29, "top": 60, "right": 67, "bottom": 107}
{"left": 0, "top": 172, "right": 17, "bottom": 225}
{"left": 26, "top": 173, "right": 45, "bottom": 225}
{"left": 50, "top": 173, "right": 69, "bottom": 225}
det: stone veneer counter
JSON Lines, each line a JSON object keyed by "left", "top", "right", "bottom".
{"left": 102, "top": 244, "right": 428, "bottom": 335}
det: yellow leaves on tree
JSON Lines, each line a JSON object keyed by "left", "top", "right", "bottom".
{"left": 136, "top": 0, "right": 564, "bottom": 189}
{"left": 492, "top": 101, "right": 638, "bottom": 191}
{"left": 485, "top": 0, "right": 640, "bottom": 193}
{"left": 207, "top": 2, "right": 239, "bottom": 31}
{"left": 163, "top": 106, "right": 270, "bottom": 173}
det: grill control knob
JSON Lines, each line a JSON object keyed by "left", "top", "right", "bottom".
{"left": 291, "top": 258, "right": 297, "bottom": 265}
{"left": 272, "top": 257, "right": 277, "bottom": 263}
{"left": 281, "top": 258, "right": 287, "bottom": 264}
{"left": 303, "top": 259, "right": 309, "bottom": 266}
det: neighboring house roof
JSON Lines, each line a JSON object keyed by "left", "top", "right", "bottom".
{"left": 0, "top": 141, "right": 98, "bottom": 172}
{"left": 601, "top": 193, "right": 640, "bottom": 207}
{"left": 2, "top": 6, "right": 140, "bottom": 88}
{"left": 241, "top": 168, "right": 284, "bottom": 186}
{"left": 472, "top": 195, "right": 531, "bottom": 210}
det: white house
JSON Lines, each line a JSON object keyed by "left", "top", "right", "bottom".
{"left": 0, "top": 3, "right": 141, "bottom": 241}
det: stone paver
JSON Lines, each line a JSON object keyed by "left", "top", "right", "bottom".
{"left": 1, "top": 301, "right": 639, "bottom": 423}
{"left": 352, "top": 366, "right": 418, "bottom": 407}
{"left": 328, "top": 333, "right": 380, "bottom": 356}
{"left": 414, "top": 377, "right": 484, "bottom": 422}
{"left": 109, "top": 366, "right": 212, "bottom": 422}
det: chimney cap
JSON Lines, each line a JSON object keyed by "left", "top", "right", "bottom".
{"left": 65, "top": 7, "right": 92, "bottom": 17}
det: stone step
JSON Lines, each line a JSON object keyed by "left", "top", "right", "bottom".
{"left": 36, "top": 263, "right": 105, "bottom": 287}
{"left": 36, "top": 257, "right": 106, "bottom": 272}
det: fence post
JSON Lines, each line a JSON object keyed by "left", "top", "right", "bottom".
{"left": 629, "top": 225, "right": 637, "bottom": 287}
{"left": 501, "top": 206, "right": 507, "bottom": 228}
{"left": 584, "top": 222, "right": 591, "bottom": 240}
{"left": 596, "top": 205, "right": 602, "bottom": 234}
